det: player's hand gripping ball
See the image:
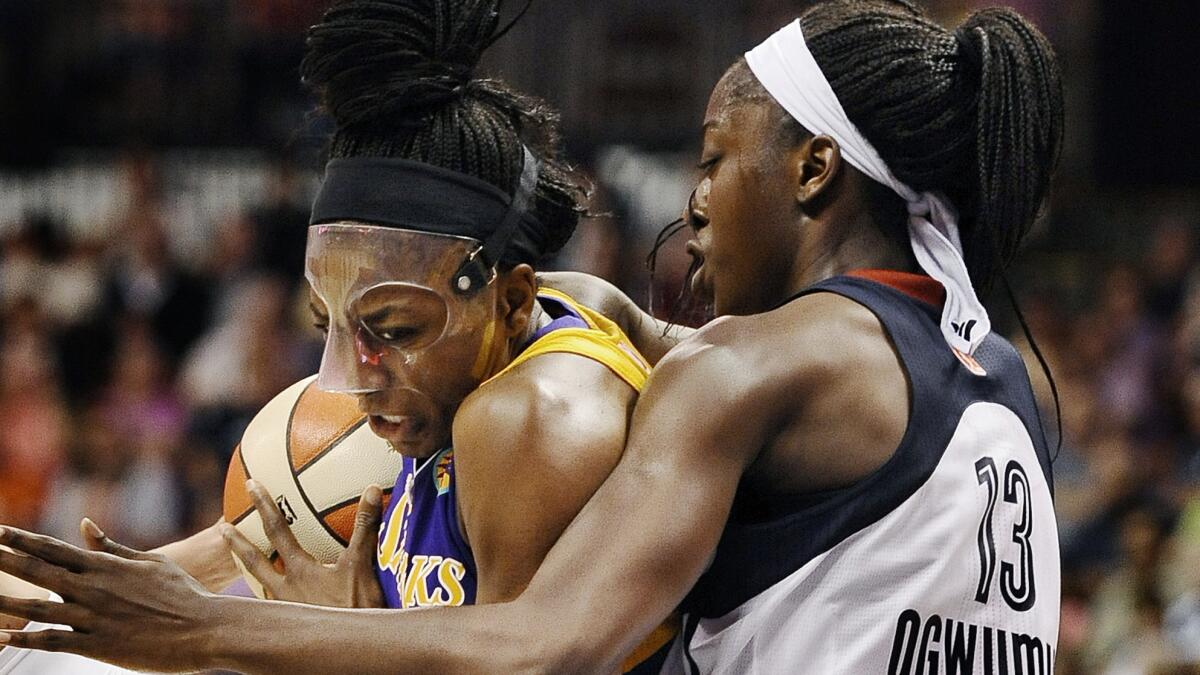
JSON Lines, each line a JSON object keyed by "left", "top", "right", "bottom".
{"left": 222, "top": 375, "right": 401, "bottom": 599}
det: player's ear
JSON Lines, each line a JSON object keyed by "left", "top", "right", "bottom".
{"left": 497, "top": 264, "right": 537, "bottom": 338}
{"left": 793, "top": 134, "right": 841, "bottom": 214}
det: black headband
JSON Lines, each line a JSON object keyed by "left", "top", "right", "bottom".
{"left": 310, "top": 151, "right": 544, "bottom": 293}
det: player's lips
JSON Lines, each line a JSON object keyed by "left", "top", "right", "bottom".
{"left": 367, "top": 413, "right": 425, "bottom": 441}
{"left": 686, "top": 239, "right": 712, "bottom": 300}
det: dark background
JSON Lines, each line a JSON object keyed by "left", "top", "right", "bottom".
{"left": 0, "top": 2, "right": 1198, "bottom": 672}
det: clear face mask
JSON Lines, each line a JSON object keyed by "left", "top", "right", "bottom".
{"left": 305, "top": 223, "right": 500, "bottom": 398}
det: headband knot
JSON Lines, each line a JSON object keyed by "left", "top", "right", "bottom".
{"left": 746, "top": 19, "right": 991, "bottom": 355}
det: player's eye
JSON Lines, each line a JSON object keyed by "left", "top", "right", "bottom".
{"left": 369, "top": 324, "right": 421, "bottom": 344}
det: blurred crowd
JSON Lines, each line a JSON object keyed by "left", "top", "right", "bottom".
{"left": 0, "top": 154, "right": 319, "bottom": 547}
{"left": 0, "top": 0, "right": 328, "bottom": 166}
{"left": 1013, "top": 221, "right": 1200, "bottom": 673}
{"left": 1, "top": 0, "right": 1199, "bottom": 673}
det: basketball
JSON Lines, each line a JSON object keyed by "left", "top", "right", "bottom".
{"left": 222, "top": 375, "right": 402, "bottom": 597}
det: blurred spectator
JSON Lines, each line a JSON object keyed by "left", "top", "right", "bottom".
{"left": 103, "top": 189, "right": 214, "bottom": 363}
{"left": 181, "top": 274, "right": 314, "bottom": 412}
{"left": 0, "top": 299, "right": 68, "bottom": 530}
{"left": 249, "top": 161, "right": 312, "bottom": 284}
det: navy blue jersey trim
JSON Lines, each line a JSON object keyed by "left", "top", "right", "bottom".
{"left": 681, "top": 275, "right": 1052, "bottom": 619}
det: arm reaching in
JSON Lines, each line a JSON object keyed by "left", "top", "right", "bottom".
{"left": 537, "top": 271, "right": 694, "bottom": 364}
{"left": 0, "top": 516, "right": 239, "bottom": 631}
{"left": 0, "top": 314, "right": 791, "bottom": 674}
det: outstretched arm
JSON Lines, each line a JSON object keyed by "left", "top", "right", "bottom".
{"left": 0, "top": 319, "right": 778, "bottom": 674}
{"left": 0, "top": 518, "right": 238, "bottom": 632}
{"left": 538, "top": 271, "right": 695, "bottom": 364}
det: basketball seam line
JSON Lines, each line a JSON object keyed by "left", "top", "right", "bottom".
{"left": 287, "top": 380, "right": 353, "bottom": 549}
{"left": 230, "top": 448, "right": 254, "bottom": 525}
{"left": 295, "top": 417, "right": 371, "bottom": 475}
{"left": 316, "top": 486, "right": 397, "bottom": 518}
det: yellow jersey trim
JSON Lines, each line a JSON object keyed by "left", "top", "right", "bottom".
{"left": 482, "top": 288, "right": 651, "bottom": 392}
{"left": 620, "top": 615, "right": 680, "bottom": 673}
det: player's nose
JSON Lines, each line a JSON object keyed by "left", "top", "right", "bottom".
{"left": 315, "top": 322, "right": 387, "bottom": 395}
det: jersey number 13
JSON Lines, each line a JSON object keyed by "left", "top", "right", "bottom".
{"left": 973, "top": 456, "right": 1036, "bottom": 612}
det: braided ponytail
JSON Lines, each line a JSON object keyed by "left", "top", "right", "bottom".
{"left": 763, "top": 0, "right": 1066, "bottom": 291}
{"left": 954, "top": 8, "right": 1064, "bottom": 289}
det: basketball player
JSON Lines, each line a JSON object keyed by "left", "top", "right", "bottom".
{"left": 0, "top": 0, "right": 674, "bottom": 672}
{"left": 0, "top": 1, "right": 1064, "bottom": 673}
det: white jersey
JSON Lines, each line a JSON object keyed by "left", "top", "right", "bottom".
{"left": 664, "top": 274, "right": 1060, "bottom": 674}
{"left": 0, "top": 594, "right": 142, "bottom": 675}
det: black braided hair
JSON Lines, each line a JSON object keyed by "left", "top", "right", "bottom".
{"left": 302, "top": 0, "right": 584, "bottom": 265}
{"left": 731, "top": 0, "right": 1064, "bottom": 292}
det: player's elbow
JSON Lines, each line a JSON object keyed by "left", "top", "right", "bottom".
{"left": 487, "top": 602, "right": 616, "bottom": 674}
{"left": 511, "top": 642, "right": 613, "bottom": 675}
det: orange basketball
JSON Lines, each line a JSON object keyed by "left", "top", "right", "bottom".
{"left": 223, "top": 376, "right": 402, "bottom": 596}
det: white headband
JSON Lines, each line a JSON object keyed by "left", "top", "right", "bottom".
{"left": 746, "top": 19, "right": 990, "bottom": 355}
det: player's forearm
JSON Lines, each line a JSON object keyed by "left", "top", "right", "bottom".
{"left": 623, "top": 306, "right": 694, "bottom": 365}
{"left": 154, "top": 522, "right": 239, "bottom": 593}
{"left": 535, "top": 271, "right": 693, "bottom": 365}
{"left": 211, "top": 597, "right": 561, "bottom": 675}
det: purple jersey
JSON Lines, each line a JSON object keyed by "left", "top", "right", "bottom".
{"left": 376, "top": 448, "right": 475, "bottom": 608}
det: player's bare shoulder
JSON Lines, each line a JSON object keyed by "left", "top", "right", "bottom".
{"left": 452, "top": 352, "right": 636, "bottom": 500}
{"left": 664, "top": 291, "right": 901, "bottom": 401}
{"left": 679, "top": 290, "right": 912, "bottom": 495}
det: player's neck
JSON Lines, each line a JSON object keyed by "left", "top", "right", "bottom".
{"left": 786, "top": 213, "right": 915, "bottom": 297}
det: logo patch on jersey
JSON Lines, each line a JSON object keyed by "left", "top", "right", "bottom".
{"left": 952, "top": 347, "right": 988, "bottom": 377}
{"left": 434, "top": 448, "right": 454, "bottom": 495}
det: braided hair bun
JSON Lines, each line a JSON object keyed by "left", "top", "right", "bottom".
{"left": 302, "top": 0, "right": 584, "bottom": 263}
{"left": 304, "top": 0, "right": 499, "bottom": 129}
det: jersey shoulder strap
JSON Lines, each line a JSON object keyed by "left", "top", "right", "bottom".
{"left": 484, "top": 288, "right": 652, "bottom": 392}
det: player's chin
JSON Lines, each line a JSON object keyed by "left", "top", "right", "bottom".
{"left": 381, "top": 434, "right": 442, "bottom": 459}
